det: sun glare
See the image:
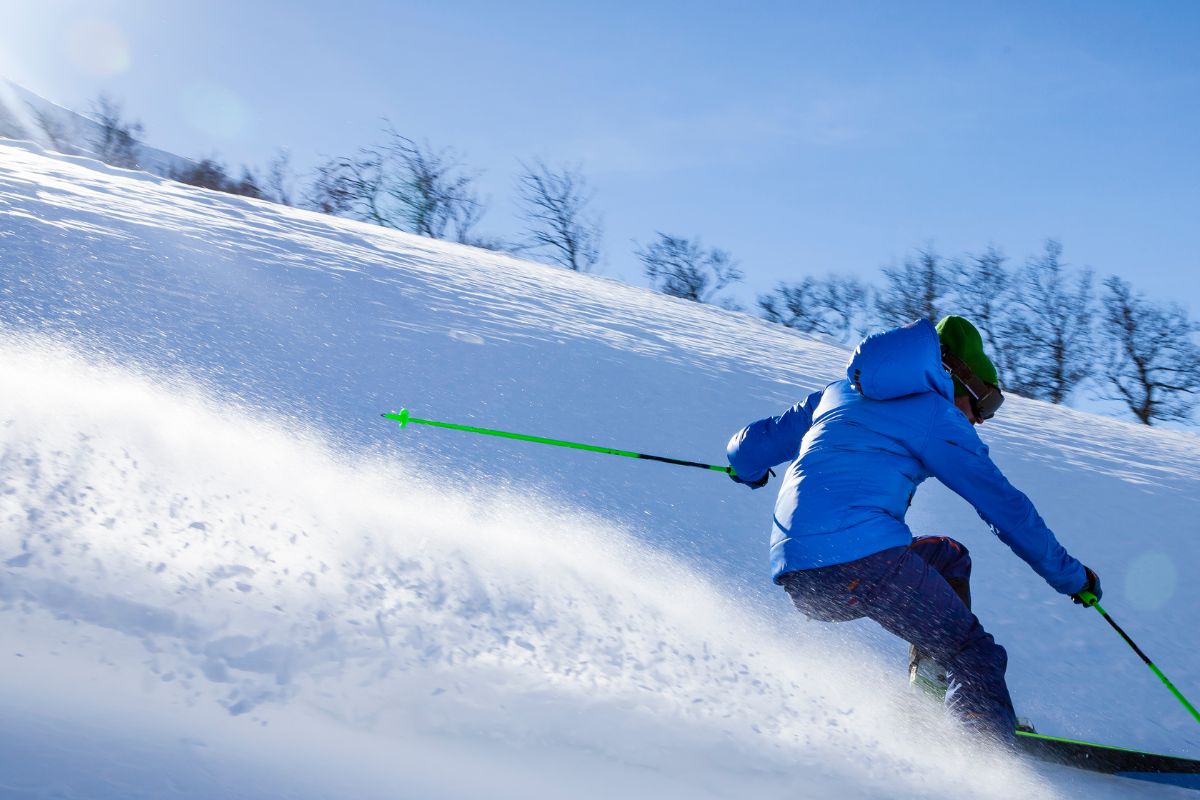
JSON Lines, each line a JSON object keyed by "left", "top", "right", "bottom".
{"left": 65, "top": 18, "right": 131, "bottom": 79}
{"left": 180, "top": 81, "right": 251, "bottom": 140}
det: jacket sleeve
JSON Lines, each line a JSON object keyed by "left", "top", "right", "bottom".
{"left": 726, "top": 390, "right": 823, "bottom": 483}
{"left": 918, "top": 405, "right": 1087, "bottom": 596}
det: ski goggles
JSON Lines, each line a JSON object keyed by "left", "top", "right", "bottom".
{"left": 941, "top": 349, "right": 1005, "bottom": 420}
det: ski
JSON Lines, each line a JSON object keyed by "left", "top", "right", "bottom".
{"left": 1016, "top": 730, "right": 1200, "bottom": 791}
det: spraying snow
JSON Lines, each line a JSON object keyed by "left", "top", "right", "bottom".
{"left": 0, "top": 338, "right": 1065, "bottom": 798}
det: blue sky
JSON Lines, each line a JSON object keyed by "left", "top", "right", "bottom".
{"left": 2, "top": 0, "right": 1198, "bottom": 312}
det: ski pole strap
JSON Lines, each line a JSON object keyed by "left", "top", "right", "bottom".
{"left": 382, "top": 409, "right": 735, "bottom": 475}
{"left": 1080, "top": 594, "right": 1200, "bottom": 727}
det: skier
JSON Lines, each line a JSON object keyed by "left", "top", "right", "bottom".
{"left": 726, "top": 316, "right": 1101, "bottom": 745}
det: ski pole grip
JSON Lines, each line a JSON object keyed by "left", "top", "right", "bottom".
{"left": 1078, "top": 590, "right": 1099, "bottom": 608}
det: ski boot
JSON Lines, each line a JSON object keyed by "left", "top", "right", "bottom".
{"left": 908, "top": 649, "right": 949, "bottom": 704}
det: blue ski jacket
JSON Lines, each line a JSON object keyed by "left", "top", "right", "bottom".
{"left": 727, "top": 319, "right": 1086, "bottom": 595}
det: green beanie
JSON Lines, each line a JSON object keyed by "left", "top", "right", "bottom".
{"left": 935, "top": 315, "right": 999, "bottom": 396}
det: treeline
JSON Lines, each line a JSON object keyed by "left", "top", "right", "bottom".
{"left": 50, "top": 100, "right": 600, "bottom": 269}
{"left": 52, "top": 96, "right": 296, "bottom": 203}
{"left": 32, "top": 94, "right": 1200, "bottom": 427}
{"left": 759, "top": 241, "right": 1200, "bottom": 426}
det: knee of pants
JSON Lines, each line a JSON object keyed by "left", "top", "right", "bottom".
{"left": 911, "top": 535, "right": 973, "bottom": 579}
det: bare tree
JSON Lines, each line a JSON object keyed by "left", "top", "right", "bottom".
{"left": 759, "top": 274, "right": 869, "bottom": 342}
{"left": 515, "top": 159, "right": 602, "bottom": 271}
{"left": 637, "top": 233, "right": 742, "bottom": 304}
{"left": 265, "top": 148, "right": 295, "bottom": 206}
{"left": 760, "top": 277, "right": 824, "bottom": 332}
{"left": 949, "top": 245, "right": 1012, "bottom": 381}
{"left": 231, "top": 166, "right": 264, "bottom": 199}
{"left": 28, "top": 104, "right": 74, "bottom": 152}
{"left": 874, "top": 247, "right": 950, "bottom": 327}
{"left": 304, "top": 160, "right": 347, "bottom": 214}
{"left": 304, "top": 126, "right": 486, "bottom": 243}
{"left": 171, "top": 158, "right": 232, "bottom": 191}
{"left": 90, "top": 95, "right": 143, "bottom": 169}
{"left": 1002, "top": 240, "right": 1094, "bottom": 403}
{"left": 305, "top": 150, "right": 383, "bottom": 218}
{"left": 820, "top": 274, "right": 872, "bottom": 342}
{"left": 1099, "top": 276, "right": 1200, "bottom": 425}
{"left": 383, "top": 130, "right": 484, "bottom": 242}
{"left": 461, "top": 236, "right": 510, "bottom": 252}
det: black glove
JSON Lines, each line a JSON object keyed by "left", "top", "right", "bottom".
{"left": 1072, "top": 566, "right": 1102, "bottom": 606}
{"left": 729, "top": 467, "right": 774, "bottom": 489}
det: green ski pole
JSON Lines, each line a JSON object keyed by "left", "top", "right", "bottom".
{"left": 1078, "top": 591, "right": 1200, "bottom": 727}
{"left": 382, "top": 409, "right": 735, "bottom": 476}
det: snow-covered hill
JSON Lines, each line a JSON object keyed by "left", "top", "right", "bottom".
{"left": 2, "top": 138, "right": 1198, "bottom": 798}
{"left": 0, "top": 80, "right": 191, "bottom": 176}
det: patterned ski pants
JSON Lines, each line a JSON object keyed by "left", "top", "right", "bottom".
{"left": 779, "top": 536, "right": 1017, "bottom": 744}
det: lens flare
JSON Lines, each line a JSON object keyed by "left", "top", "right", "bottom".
{"left": 65, "top": 19, "right": 131, "bottom": 78}
{"left": 1123, "top": 550, "right": 1178, "bottom": 612}
{"left": 180, "top": 81, "right": 251, "bottom": 140}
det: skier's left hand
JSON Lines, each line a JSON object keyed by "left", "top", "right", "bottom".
{"left": 730, "top": 467, "right": 774, "bottom": 489}
{"left": 1071, "top": 566, "right": 1102, "bottom": 606}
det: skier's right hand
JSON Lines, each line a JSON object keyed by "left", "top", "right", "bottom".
{"left": 1071, "top": 566, "right": 1102, "bottom": 606}
{"left": 729, "top": 467, "right": 773, "bottom": 489}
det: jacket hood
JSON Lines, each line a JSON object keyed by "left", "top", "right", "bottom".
{"left": 846, "top": 319, "right": 954, "bottom": 402}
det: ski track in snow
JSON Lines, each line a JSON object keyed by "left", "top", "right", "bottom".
{"left": 2, "top": 139, "right": 1199, "bottom": 797}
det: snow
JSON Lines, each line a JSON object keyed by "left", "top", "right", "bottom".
{"left": 1, "top": 137, "right": 1198, "bottom": 798}
{"left": 0, "top": 80, "right": 193, "bottom": 177}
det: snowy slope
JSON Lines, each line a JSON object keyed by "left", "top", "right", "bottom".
{"left": 1, "top": 138, "right": 1198, "bottom": 798}
{"left": 0, "top": 79, "right": 192, "bottom": 176}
